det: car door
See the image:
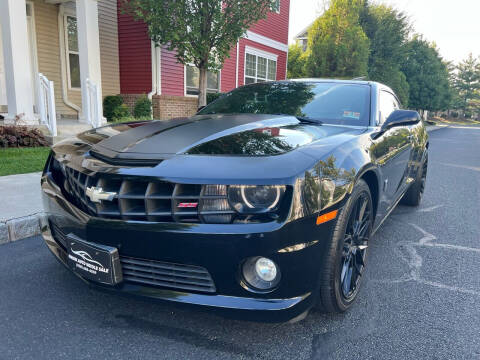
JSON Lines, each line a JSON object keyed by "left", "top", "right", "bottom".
{"left": 372, "top": 90, "right": 414, "bottom": 213}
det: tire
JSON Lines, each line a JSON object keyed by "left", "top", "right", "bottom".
{"left": 315, "top": 179, "right": 373, "bottom": 313}
{"left": 400, "top": 152, "right": 428, "bottom": 206}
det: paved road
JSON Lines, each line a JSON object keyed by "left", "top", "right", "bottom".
{"left": 1, "top": 126, "right": 479, "bottom": 360}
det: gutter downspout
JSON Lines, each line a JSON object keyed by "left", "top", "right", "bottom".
{"left": 155, "top": 45, "right": 161, "bottom": 95}
{"left": 148, "top": 42, "right": 161, "bottom": 118}
{"left": 58, "top": 8, "right": 81, "bottom": 116}
{"left": 147, "top": 41, "right": 157, "bottom": 101}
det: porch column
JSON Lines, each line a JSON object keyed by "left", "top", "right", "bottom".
{"left": 0, "top": 0, "right": 35, "bottom": 124}
{"left": 76, "top": 0, "right": 104, "bottom": 125}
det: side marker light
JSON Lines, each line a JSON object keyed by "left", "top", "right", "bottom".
{"left": 316, "top": 210, "right": 338, "bottom": 225}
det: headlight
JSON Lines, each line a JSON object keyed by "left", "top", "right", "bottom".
{"left": 227, "top": 185, "right": 285, "bottom": 214}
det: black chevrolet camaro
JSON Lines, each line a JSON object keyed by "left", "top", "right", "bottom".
{"left": 41, "top": 79, "right": 428, "bottom": 322}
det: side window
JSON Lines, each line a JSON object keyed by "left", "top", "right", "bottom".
{"left": 379, "top": 91, "right": 398, "bottom": 124}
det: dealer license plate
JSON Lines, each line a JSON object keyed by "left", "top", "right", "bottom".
{"left": 66, "top": 235, "right": 122, "bottom": 285}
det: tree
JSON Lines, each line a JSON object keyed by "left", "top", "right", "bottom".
{"left": 453, "top": 54, "right": 480, "bottom": 117}
{"left": 360, "top": 3, "right": 410, "bottom": 105}
{"left": 287, "top": 43, "right": 307, "bottom": 78}
{"left": 122, "top": 0, "right": 273, "bottom": 107}
{"left": 445, "top": 61, "right": 463, "bottom": 113}
{"left": 304, "top": 0, "right": 370, "bottom": 78}
{"left": 400, "top": 36, "right": 451, "bottom": 112}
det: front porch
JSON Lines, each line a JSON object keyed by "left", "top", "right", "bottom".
{"left": 0, "top": 0, "right": 110, "bottom": 137}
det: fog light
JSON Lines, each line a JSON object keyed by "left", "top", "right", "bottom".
{"left": 242, "top": 257, "right": 280, "bottom": 291}
{"left": 256, "top": 257, "right": 277, "bottom": 281}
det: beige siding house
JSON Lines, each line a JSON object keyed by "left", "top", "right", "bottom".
{"left": 0, "top": 0, "right": 120, "bottom": 136}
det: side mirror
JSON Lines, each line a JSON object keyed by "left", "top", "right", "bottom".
{"left": 381, "top": 110, "right": 420, "bottom": 131}
{"left": 197, "top": 105, "right": 206, "bottom": 112}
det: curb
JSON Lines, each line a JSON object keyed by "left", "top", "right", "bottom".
{"left": 426, "top": 125, "right": 449, "bottom": 133}
{"left": 0, "top": 213, "right": 46, "bottom": 245}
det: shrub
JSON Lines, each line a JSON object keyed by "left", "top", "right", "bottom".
{"left": 133, "top": 95, "right": 152, "bottom": 118}
{"left": 207, "top": 92, "right": 223, "bottom": 104}
{"left": 111, "top": 116, "right": 136, "bottom": 123}
{"left": 112, "top": 104, "right": 131, "bottom": 122}
{"left": 0, "top": 126, "right": 49, "bottom": 148}
{"left": 103, "top": 95, "right": 124, "bottom": 122}
{"left": 451, "top": 111, "right": 459, "bottom": 118}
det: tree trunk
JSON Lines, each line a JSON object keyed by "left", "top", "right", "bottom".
{"left": 198, "top": 66, "right": 208, "bottom": 108}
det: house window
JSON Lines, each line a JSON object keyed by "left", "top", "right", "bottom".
{"left": 65, "top": 16, "right": 80, "bottom": 89}
{"left": 244, "top": 50, "right": 277, "bottom": 84}
{"left": 270, "top": 0, "right": 280, "bottom": 13}
{"left": 301, "top": 39, "right": 308, "bottom": 52}
{"left": 186, "top": 65, "right": 220, "bottom": 95}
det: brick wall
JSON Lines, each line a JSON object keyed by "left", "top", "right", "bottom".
{"left": 152, "top": 95, "right": 198, "bottom": 120}
{"left": 120, "top": 94, "right": 145, "bottom": 113}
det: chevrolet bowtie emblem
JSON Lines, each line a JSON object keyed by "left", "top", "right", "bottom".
{"left": 85, "top": 186, "right": 117, "bottom": 203}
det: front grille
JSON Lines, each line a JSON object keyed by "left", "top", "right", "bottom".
{"left": 57, "top": 165, "right": 234, "bottom": 223}
{"left": 48, "top": 221, "right": 216, "bottom": 294}
{"left": 49, "top": 221, "right": 68, "bottom": 250}
{"left": 120, "top": 256, "right": 216, "bottom": 293}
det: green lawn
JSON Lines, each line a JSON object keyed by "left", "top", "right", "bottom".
{"left": 0, "top": 147, "right": 51, "bottom": 176}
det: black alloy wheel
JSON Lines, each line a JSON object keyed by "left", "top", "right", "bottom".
{"left": 340, "top": 193, "right": 370, "bottom": 300}
{"left": 316, "top": 179, "right": 373, "bottom": 313}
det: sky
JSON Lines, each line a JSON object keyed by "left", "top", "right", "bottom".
{"left": 288, "top": 0, "right": 480, "bottom": 64}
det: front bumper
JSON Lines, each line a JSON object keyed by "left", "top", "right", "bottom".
{"left": 41, "top": 173, "right": 336, "bottom": 322}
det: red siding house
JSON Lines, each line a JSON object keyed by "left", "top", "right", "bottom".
{"left": 117, "top": 0, "right": 290, "bottom": 119}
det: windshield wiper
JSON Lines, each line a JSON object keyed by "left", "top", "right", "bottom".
{"left": 294, "top": 116, "right": 323, "bottom": 125}
{"left": 272, "top": 114, "right": 323, "bottom": 125}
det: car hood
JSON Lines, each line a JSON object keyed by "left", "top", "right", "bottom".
{"left": 71, "top": 114, "right": 363, "bottom": 161}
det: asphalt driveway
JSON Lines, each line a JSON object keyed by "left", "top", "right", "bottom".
{"left": 0, "top": 126, "right": 479, "bottom": 359}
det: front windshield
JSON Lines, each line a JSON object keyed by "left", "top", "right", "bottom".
{"left": 198, "top": 82, "right": 371, "bottom": 126}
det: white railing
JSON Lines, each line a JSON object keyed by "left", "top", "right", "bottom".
{"left": 37, "top": 73, "right": 57, "bottom": 136}
{"left": 85, "top": 78, "right": 103, "bottom": 128}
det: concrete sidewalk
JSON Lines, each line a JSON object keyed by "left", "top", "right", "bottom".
{"left": 0, "top": 172, "right": 43, "bottom": 244}
{"left": 0, "top": 124, "right": 448, "bottom": 244}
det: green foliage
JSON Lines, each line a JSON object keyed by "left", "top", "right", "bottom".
{"left": 305, "top": 0, "right": 370, "bottom": 78}
{"left": 206, "top": 92, "right": 223, "bottom": 104}
{"left": 133, "top": 95, "right": 152, "bottom": 118}
{"left": 122, "top": 0, "right": 273, "bottom": 106}
{"left": 301, "top": 0, "right": 455, "bottom": 111}
{"left": 400, "top": 37, "right": 451, "bottom": 112}
{"left": 0, "top": 147, "right": 50, "bottom": 176}
{"left": 103, "top": 95, "right": 124, "bottom": 122}
{"left": 287, "top": 43, "right": 307, "bottom": 78}
{"left": 453, "top": 54, "right": 480, "bottom": 115}
{"left": 110, "top": 116, "right": 147, "bottom": 124}
{"left": 359, "top": 3, "right": 410, "bottom": 105}
{"left": 112, "top": 104, "right": 132, "bottom": 122}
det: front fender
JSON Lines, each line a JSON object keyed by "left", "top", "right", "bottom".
{"left": 295, "top": 135, "right": 376, "bottom": 219}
